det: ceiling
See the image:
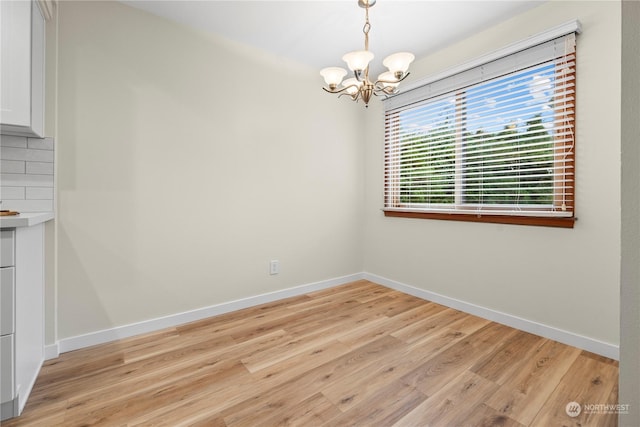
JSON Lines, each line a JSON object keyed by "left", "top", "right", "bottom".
{"left": 121, "top": 1, "right": 544, "bottom": 76}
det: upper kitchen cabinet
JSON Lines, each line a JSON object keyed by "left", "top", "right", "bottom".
{"left": 1, "top": 1, "right": 52, "bottom": 138}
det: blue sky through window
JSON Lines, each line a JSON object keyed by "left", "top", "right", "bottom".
{"left": 465, "top": 64, "right": 556, "bottom": 135}
{"left": 398, "top": 63, "right": 557, "bottom": 139}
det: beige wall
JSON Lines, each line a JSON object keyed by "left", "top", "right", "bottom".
{"left": 50, "top": 0, "right": 624, "bottom": 356}
{"left": 363, "top": 1, "right": 622, "bottom": 346}
{"left": 54, "top": 0, "right": 364, "bottom": 339}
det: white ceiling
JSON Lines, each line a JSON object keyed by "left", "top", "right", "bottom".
{"left": 122, "top": 1, "right": 543, "bottom": 75}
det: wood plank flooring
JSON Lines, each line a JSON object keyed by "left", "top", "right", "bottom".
{"left": 5, "top": 280, "right": 619, "bottom": 426}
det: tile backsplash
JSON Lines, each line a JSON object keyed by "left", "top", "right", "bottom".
{"left": 0, "top": 135, "right": 54, "bottom": 212}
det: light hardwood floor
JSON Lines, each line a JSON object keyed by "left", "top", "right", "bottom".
{"left": 6, "top": 280, "right": 618, "bottom": 426}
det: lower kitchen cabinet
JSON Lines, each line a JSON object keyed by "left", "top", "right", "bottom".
{"left": 0, "top": 220, "right": 47, "bottom": 421}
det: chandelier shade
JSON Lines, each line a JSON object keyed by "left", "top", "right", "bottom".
{"left": 342, "top": 51, "right": 375, "bottom": 72}
{"left": 320, "top": 0, "right": 414, "bottom": 107}
{"left": 320, "top": 67, "right": 348, "bottom": 89}
{"left": 343, "top": 78, "right": 363, "bottom": 95}
{"left": 383, "top": 52, "right": 415, "bottom": 76}
{"left": 377, "top": 71, "right": 400, "bottom": 89}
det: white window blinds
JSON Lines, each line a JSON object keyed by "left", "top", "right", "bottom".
{"left": 384, "top": 30, "right": 578, "bottom": 227}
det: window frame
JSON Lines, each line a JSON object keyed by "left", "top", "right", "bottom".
{"left": 382, "top": 24, "right": 580, "bottom": 229}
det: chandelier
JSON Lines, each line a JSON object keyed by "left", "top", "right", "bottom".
{"left": 320, "top": 0, "right": 414, "bottom": 107}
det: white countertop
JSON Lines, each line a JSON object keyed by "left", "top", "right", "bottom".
{"left": 0, "top": 212, "right": 54, "bottom": 228}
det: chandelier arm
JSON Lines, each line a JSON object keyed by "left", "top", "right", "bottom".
{"left": 372, "top": 72, "right": 412, "bottom": 92}
{"left": 372, "top": 87, "right": 395, "bottom": 97}
{"left": 373, "top": 72, "right": 411, "bottom": 87}
{"left": 338, "top": 92, "right": 360, "bottom": 102}
{"left": 323, "top": 86, "right": 353, "bottom": 94}
{"left": 323, "top": 83, "right": 363, "bottom": 95}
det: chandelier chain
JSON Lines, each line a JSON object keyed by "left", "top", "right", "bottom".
{"left": 363, "top": 4, "right": 370, "bottom": 51}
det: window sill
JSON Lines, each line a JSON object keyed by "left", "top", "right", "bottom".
{"left": 383, "top": 210, "right": 576, "bottom": 228}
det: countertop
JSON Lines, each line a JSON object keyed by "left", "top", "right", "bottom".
{"left": 0, "top": 212, "right": 54, "bottom": 228}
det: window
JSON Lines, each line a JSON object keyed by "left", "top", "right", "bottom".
{"left": 384, "top": 30, "right": 577, "bottom": 228}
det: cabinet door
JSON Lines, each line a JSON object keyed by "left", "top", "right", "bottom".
{"left": 0, "top": 335, "right": 15, "bottom": 403}
{"left": 0, "top": 1, "right": 32, "bottom": 128}
{"left": 0, "top": 0, "right": 45, "bottom": 137}
{"left": 0, "top": 268, "right": 15, "bottom": 336}
{"left": 0, "top": 230, "right": 15, "bottom": 268}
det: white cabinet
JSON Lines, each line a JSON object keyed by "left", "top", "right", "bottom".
{"left": 0, "top": 267, "right": 15, "bottom": 336}
{"left": 0, "top": 230, "right": 15, "bottom": 267}
{"left": 0, "top": 336, "right": 15, "bottom": 408}
{"left": 0, "top": 0, "right": 46, "bottom": 137}
{"left": 0, "top": 230, "right": 17, "bottom": 419}
{"left": 0, "top": 225, "right": 45, "bottom": 421}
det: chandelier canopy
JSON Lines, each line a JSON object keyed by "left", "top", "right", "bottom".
{"left": 320, "top": 0, "right": 414, "bottom": 107}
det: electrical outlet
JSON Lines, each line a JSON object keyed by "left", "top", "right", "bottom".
{"left": 270, "top": 260, "right": 279, "bottom": 275}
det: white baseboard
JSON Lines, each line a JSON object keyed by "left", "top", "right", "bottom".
{"left": 44, "top": 343, "right": 59, "bottom": 361}
{"left": 52, "top": 271, "right": 618, "bottom": 361}
{"left": 57, "top": 273, "right": 365, "bottom": 355}
{"left": 364, "top": 272, "right": 619, "bottom": 360}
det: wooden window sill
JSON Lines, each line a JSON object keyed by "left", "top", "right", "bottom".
{"left": 383, "top": 210, "right": 576, "bottom": 228}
